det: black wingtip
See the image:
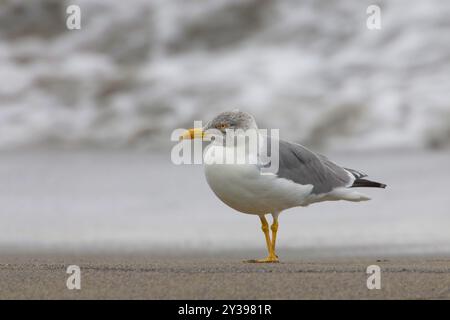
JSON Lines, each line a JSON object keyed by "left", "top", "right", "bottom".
{"left": 351, "top": 179, "right": 387, "bottom": 189}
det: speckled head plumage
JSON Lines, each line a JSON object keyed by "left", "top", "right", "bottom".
{"left": 204, "top": 110, "right": 258, "bottom": 133}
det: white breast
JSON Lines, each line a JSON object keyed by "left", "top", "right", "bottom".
{"left": 203, "top": 145, "right": 313, "bottom": 215}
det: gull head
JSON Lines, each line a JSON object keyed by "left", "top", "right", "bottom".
{"left": 204, "top": 110, "right": 258, "bottom": 132}
{"left": 182, "top": 110, "right": 258, "bottom": 140}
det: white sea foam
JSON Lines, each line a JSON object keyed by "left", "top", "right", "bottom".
{"left": 0, "top": 0, "right": 449, "bottom": 150}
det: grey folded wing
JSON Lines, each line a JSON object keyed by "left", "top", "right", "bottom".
{"left": 273, "top": 140, "right": 353, "bottom": 195}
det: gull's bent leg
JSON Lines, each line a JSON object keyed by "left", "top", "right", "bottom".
{"left": 245, "top": 215, "right": 279, "bottom": 263}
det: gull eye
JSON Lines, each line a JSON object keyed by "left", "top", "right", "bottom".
{"left": 218, "top": 123, "right": 228, "bottom": 129}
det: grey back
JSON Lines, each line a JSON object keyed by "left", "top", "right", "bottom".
{"left": 272, "top": 139, "right": 352, "bottom": 194}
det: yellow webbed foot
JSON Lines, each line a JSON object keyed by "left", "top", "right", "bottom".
{"left": 244, "top": 256, "right": 279, "bottom": 263}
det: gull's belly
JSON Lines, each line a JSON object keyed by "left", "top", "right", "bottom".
{"left": 204, "top": 163, "right": 313, "bottom": 215}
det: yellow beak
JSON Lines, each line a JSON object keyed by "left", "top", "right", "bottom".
{"left": 181, "top": 128, "right": 205, "bottom": 140}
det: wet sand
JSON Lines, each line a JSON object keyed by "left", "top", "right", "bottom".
{"left": 0, "top": 151, "right": 449, "bottom": 299}
{"left": 0, "top": 253, "right": 449, "bottom": 299}
{"left": 1, "top": 150, "right": 450, "bottom": 254}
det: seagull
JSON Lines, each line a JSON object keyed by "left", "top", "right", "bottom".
{"left": 182, "top": 110, "right": 386, "bottom": 263}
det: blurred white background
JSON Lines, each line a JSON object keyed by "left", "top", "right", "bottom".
{"left": 1, "top": 0, "right": 450, "bottom": 150}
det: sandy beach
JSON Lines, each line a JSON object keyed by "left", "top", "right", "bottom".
{"left": 1, "top": 253, "right": 449, "bottom": 299}
{"left": 0, "top": 151, "right": 449, "bottom": 299}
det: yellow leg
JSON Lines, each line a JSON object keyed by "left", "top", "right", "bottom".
{"left": 245, "top": 215, "right": 279, "bottom": 263}
{"left": 271, "top": 216, "right": 279, "bottom": 259}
